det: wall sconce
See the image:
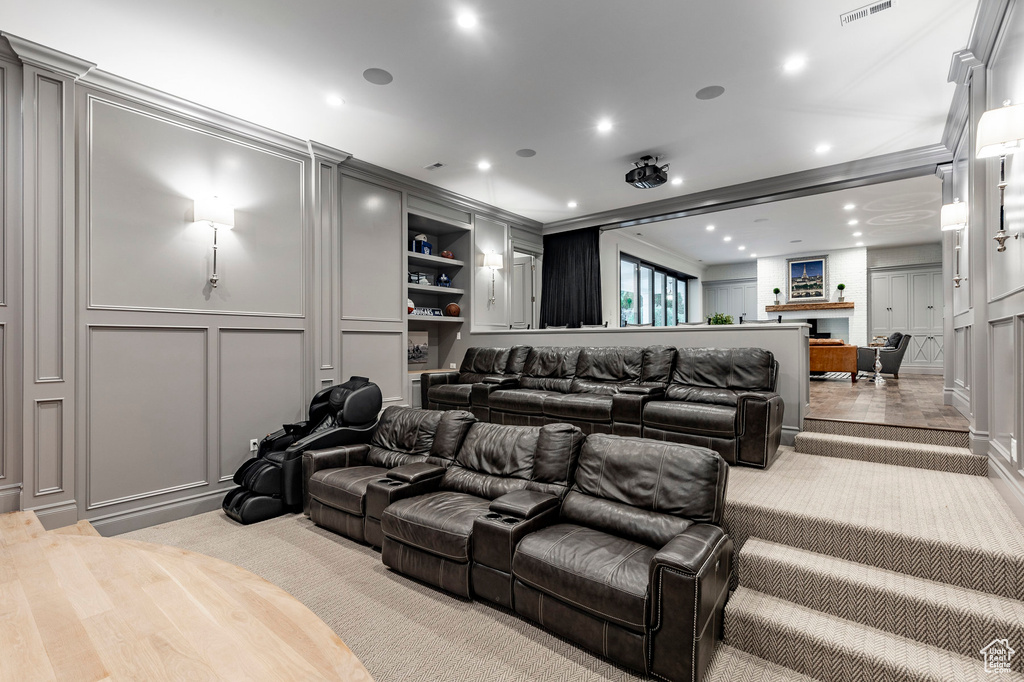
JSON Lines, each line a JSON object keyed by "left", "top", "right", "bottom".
{"left": 484, "top": 252, "right": 503, "bottom": 307}
{"left": 194, "top": 197, "right": 235, "bottom": 287}
{"left": 941, "top": 198, "right": 969, "bottom": 289}
{"left": 976, "top": 100, "right": 1024, "bottom": 252}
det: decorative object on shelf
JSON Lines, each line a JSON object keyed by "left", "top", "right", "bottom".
{"left": 772, "top": 287, "right": 781, "bottom": 306}
{"left": 708, "top": 312, "right": 733, "bottom": 325}
{"left": 787, "top": 256, "right": 828, "bottom": 302}
{"left": 836, "top": 283, "right": 846, "bottom": 302}
{"left": 436, "top": 273, "right": 452, "bottom": 287}
{"left": 484, "top": 252, "right": 503, "bottom": 307}
{"left": 194, "top": 196, "right": 234, "bottom": 288}
{"left": 444, "top": 303, "right": 461, "bottom": 317}
{"left": 976, "top": 100, "right": 1024, "bottom": 252}
{"left": 408, "top": 332, "right": 428, "bottom": 366}
{"left": 412, "top": 234, "right": 433, "bottom": 255}
{"left": 408, "top": 298, "right": 414, "bottom": 314}
{"left": 410, "top": 307, "right": 444, "bottom": 317}
{"left": 408, "top": 271, "right": 432, "bottom": 285}
{"left": 440, "top": 250, "right": 454, "bottom": 259}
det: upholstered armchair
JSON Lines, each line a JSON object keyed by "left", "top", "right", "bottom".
{"left": 857, "top": 333, "right": 912, "bottom": 378}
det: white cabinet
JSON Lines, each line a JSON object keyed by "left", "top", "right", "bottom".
{"left": 703, "top": 279, "right": 757, "bottom": 322}
{"left": 870, "top": 268, "right": 942, "bottom": 369}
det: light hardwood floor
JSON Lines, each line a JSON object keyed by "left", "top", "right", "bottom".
{"left": 0, "top": 511, "right": 373, "bottom": 681}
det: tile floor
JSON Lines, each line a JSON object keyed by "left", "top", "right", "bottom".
{"left": 807, "top": 373, "right": 970, "bottom": 431}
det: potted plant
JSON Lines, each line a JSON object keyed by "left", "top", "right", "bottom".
{"left": 772, "top": 287, "right": 781, "bottom": 306}
{"left": 837, "top": 283, "right": 846, "bottom": 302}
{"left": 708, "top": 312, "right": 734, "bottom": 325}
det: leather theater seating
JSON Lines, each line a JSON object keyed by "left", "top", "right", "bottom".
{"left": 423, "top": 345, "right": 784, "bottom": 469}
{"left": 302, "top": 406, "right": 733, "bottom": 682}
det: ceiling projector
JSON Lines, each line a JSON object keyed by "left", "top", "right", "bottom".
{"left": 626, "top": 155, "right": 669, "bottom": 189}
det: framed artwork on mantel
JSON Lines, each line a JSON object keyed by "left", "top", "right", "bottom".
{"left": 787, "top": 256, "right": 828, "bottom": 302}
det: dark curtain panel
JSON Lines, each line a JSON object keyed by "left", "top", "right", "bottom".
{"left": 539, "top": 227, "right": 602, "bottom": 328}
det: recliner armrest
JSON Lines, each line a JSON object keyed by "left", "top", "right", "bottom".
{"left": 422, "top": 371, "right": 459, "bottom": 407}
{"left": 619, "top": 384, "right": 666, "bottom": 396}
{"left": 482, "top": 375, "right": 519, "bottom": 386}
{"left": 735, "top": 391, "right": 785, "bottom": 469}
{"left": 301, "top": 444, "right": 369, "bottom": 515}
{"left": 387, "top": 462, "right": 446, "bottom": 484}
{"left": 648, "top": 524, "right": 733, "bottom": 682}
{"left": 489, "top": 490, "right": 559, "bottom": 519}
{"left": 612, "top": 385, "right": 664, "bottom": 425}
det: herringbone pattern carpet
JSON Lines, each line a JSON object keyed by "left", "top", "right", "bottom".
{"left": 794, "top": 431, "right": 987, "bottom": 476}
{"left": 803, "top": 418, "right": 969, "bottom": 447}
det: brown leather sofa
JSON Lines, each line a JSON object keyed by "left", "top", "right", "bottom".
{"left": 512, "top": 434, "right": 731, "bottom": 682}
{"left": 421, "top": 346, "right": 530, "bottom": 419}
{"left": 809, "top": 338, "right": 857, "bottom": 382}
{"left": 642, "top": 347, "right": 784, "bottom": 469}
{"left": 302, "top": 406, "right": 475, "bottom": 546}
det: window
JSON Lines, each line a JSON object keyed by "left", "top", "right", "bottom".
{"left": 619, "top": 254, "right": 692, "bottom": 327}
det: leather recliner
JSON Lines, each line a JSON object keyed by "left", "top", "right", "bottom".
{"left": 642, "top": 348, "right": 784, "bottom": 468}
{"left": 487, "top": 347, "right": 582, "bottom": 426}
{"left": 223, "top": 376, "right": 383, "bottom": 524}
{"left": 379, "top": 420, "right": 585, "bottom": 599}
{"left": 302, "top": 406, "right": 475, "bottom": 546}
{"left": 512, "top": 434, "right": 732, "bottom": 682}
{"left": 421, "top": 346, "right": 530, "bottom": 420}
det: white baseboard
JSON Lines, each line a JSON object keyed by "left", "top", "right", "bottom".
{"left": 90, "top": 487, "right": 231, "bottom": 536}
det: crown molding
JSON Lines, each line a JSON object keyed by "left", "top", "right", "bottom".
{"left": 1, "top": 32, "right": 94, "bottom": 79}
{"left": 965, "top": 0, "right": 1013, "bottom": 66}
{"left": 942, "top": 84, "right": 972, "bottom": 152}
{"left": 543, "top": 144, "right": 952, "bottom": 234}
{"left": 308, "top": 141, "right": 351, "bottom": 166}
{"left": 341, "top": 157, "right": 543, "bottom": 231}
{"left": 948, "top": 49, "right": 982, "bottom": 86}
{"left": 78, "top": 69, "right": 311, "bottom": 157}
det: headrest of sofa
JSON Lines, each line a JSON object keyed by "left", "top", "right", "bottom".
{"left": 574, "top": 434, "right": 728, "bottom": 525}
{"left": 522, "top": 347, "right": 580, "bottom": 378}
{"left": 641, "top": 345, "right": 676, "bottom": 383}
{"left": 429, "top": 410, "right": 477, "bottom": 461}
{"left": 371, "top": 406, "right": 442, "bottom": 456}
{"left": 574, "top": 347, "right": 642, "bottom": 382}
{"left": 672, "top": 347, "right": 776, "bottom": 392}
{"left": 505, "top": 345, "right": 532, "bottom": 375}
{"left": 454, "top": 422, "right": 539, "bottom": 480}
{"left": 532, "top": 423, "right": 584, "bottom": 488}
{"left": 460, "top": 347, "right": 512, "bottom": 375}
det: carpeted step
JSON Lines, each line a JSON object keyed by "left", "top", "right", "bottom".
{"left": 725, "top": 450, "right": 1024, "bottom": 600}
{"left": 738, "top": 538, "right": 1024, "bottom": 670}
{"left": 802, "top": 418, "right": 968, "bottom": 448}
{"left": 704, "top": 643, "right": 820, "bottom": 682}
{"left": 724, "top": 587, "right": 1024, "bottom": 682}
{"left": 794, "top": 431, "right": 987, "bottom": 476}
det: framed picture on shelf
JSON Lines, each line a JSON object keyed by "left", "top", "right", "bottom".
{"left": 787, "top": 256, "right": 828, "bottom": 302}
{"left": 408, "top": 331, "right": 428, "bottom": 366}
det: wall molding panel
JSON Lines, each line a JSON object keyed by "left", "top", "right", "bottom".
{"left": 33, "top": 399, "right": 62, "bottom": 495}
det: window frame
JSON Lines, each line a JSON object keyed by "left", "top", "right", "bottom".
{"left": 619, "top": 253, "right": 693, "bottom": 327}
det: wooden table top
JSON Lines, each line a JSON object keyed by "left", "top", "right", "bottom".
{"left": 0, "top": 512, "right": 373, "bottom": 681}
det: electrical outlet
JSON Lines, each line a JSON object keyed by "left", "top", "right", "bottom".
{"left": 249, "top": 439, "right": 259, "bottom": 452}
{"left": 456, "top": 332, "right": 461, "bottom": 340}
{"left": 449, "top": 363, "right": 457, "bottom": 369}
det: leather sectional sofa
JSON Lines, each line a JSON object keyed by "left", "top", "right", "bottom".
{"left": 423, "top": 344, "right": 784, "bottom": 469}
{"left": 303, "top": 406, "right": 733, "bottom": 682}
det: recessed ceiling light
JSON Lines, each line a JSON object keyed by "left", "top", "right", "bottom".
{"left": 738, "top": 245, "right": 746, "bottom": 251}
{"left": 515, "top": 148, "right": 536, "bottom": 158}
{"left": 783, "top": 55, "right": 808, "bottom": 74}
{"left": 856, "top": 242, "right": 865, "bottom": 247}
{"left": 695, "top": 85, "right": 725, "bottom": 100}
{"left": 326, "top": 94, "right": 345, "bottom": 107}
{"left": 477, "top": 160, "right": 491, "bottom": 171}
{"left": 848, "top": 219, "right": 859, "bottom": 226}
{"left": 671, "top": 177, "right": 683, "bottom": 186}
{"left": 852, "top": 231, "right": 862, "bottom": 237}
{"left": 567, "top": 201, "right": 578, "bottom": 208}
{"left": 750, "top": 253, "right": 758, "bottom": 258}
{"left": 362, "top": 68, "right": 393, "bottom": 85}
{"left": 815, "top": 143, "right": 832, "bottom": 154}
{"left": 596, "top": 119, "right": 613, "bottom": 133}
{"left": 723, "top": 236, "right": 732, "bottom": 242}
{"left": 706, "top": 225, "right": 715, "bottom": 231}
{"left": 456, "top": 10, "right": 478, "bottom": 29}
{"left": 844, "top": 203, "right": 856, "bottom": 211}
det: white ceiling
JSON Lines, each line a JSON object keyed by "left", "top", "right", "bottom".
{"left": 626, "top": 174, "right": 943, "bottom": 265}
{"left": 0, "top": 0, "right": 976, "bottom": 225}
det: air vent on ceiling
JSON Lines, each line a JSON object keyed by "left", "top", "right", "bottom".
{"left": 840, "top": 0, "right": 894, "bottom": 26}
{"left": 423, "top": 162, "right": 445, "bottom": 171}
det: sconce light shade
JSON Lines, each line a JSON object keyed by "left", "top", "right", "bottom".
{"left": 484, "top": 253, "right": 503, "bottom": 269}
{"left": 976, "top": 102, "right": 1024, "bottom": 158}
{"left": 194, "top": 196, "right": 235, "bottom": 228}
{"left": 940, "top": 198, "right": 968, "bottom": 232}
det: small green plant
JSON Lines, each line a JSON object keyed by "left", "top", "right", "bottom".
{"left": 708, "top": 312, "right": 734, "bottom": 325}
{"left": 772, "top": 287, "right": 781, "bottom": 295}
{"left": 837, "top": 283, "right": 846, "bottom": 291}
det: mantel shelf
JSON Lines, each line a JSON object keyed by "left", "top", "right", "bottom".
{"left": 765, "top": 302, "right": 854, "bottom": 312}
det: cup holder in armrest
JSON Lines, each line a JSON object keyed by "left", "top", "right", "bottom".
{"left": 501, "top": 517, "right": 519, "bottom": 525}
{"left": 484, "top": 513, "right": 502, "bottom": 520}
{"left": 376, "top": 479, "right": 391, "bottom": 484}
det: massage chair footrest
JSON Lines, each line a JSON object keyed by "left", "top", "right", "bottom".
{"left": 222, "top": 487, "right": 286, "bottom": 525}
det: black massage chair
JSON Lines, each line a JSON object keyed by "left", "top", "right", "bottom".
{"left": 223, "top": 376, "right": 383, "bottom": 524}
